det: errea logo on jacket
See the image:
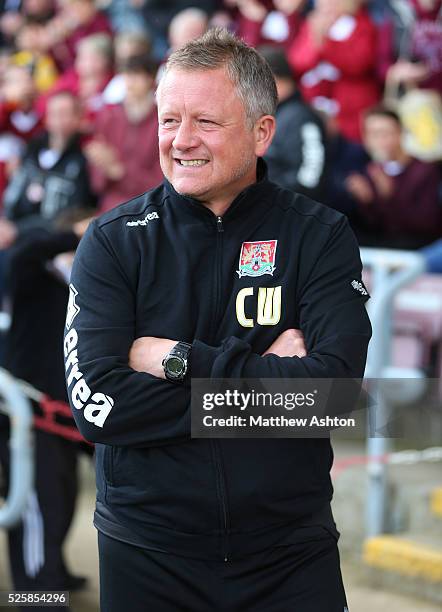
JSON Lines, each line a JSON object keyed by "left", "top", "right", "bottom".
{"left": 126, "top": 211, "right": 159, "bottom": 227}
{"left": 351, "top": 279, "right": 368, "bottom": 296}
{"left": 64, "top": 326, "right": 114, "bottom": 428}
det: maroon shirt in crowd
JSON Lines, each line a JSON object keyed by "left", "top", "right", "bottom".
{"left": 51, "top": 12, "right": 113, "bottom": 72}
{"left": 288, "top": 8, "right": 381, "bottom": 142}
{"left": 89, "top": 103, "right": 163, "bottom": 213}
{"left": 360, "top": 158, "right": 442, "bottom": 246}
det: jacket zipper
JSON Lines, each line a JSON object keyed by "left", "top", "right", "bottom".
{"left": 211, "top": 440, "right": 230, "bottom": 561}
{"left": 210, "top": 215, "right": 230, "bottom": 561}
{"left": 210, "top": 215, "right": 224, "bottom": 334}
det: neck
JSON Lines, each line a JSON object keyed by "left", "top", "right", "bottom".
{"left": 389, "top": 148, "right": 409, "bottom": 165}
{"left": 48, "top": 134, "right": 68, "bottom": 152}
{"left": 197, "top": 167, "right": 258, "bottom": 217}
{"left": 203, "top": 198, "right": 236, "bottom": 217}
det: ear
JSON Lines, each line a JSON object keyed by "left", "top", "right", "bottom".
{"left": 254, "top": 115, "right": 276, "bottom": 157}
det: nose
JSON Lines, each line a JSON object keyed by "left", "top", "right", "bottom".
{"left": 172, "top": 119, "right": 200, "bottom": 151}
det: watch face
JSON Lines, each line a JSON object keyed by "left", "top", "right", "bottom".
{"left": 167, "top": 356, "right": 185, "bottom": 377}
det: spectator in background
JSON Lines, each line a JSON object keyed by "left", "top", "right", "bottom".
{"left": 168, "top": 7, "right": 209, "bottom": 52}
{"left": 346, "top": 105, "right": 442, "bottom": 248}
{"left": 1, "top": 89, "right": 95, "bottom": 248}
{"left": 155, "top": 8, "right": 210, "bottom": 84}
{"left": 322, "top": 112, "right": 369, "bottom": 216}
{"left": 288, "top": 0, "right": 380, "bottom": 142}
{"left": 48, "top": 33, "right": 114, "bottom": 135}
{"left": 46, "top": 0, "right": 112, "bottom": 72}
{"left": 260, "top": 45, "right": 327, "bottom": 199}
{"left": 85, "top": 54, "right": 162, "bottom": 213}
{"left": 0, "top": 63, "right": 44, "bottom": 202}
{"left": 104, "top": 0, "right": 146, "bottom": 34}
{"left": 102, "top": 30, "right": 152, "bottom": 105}
{"left": 0, "top": 2, "right": 23, "bottom": 47}
{"left": 141, "top": 0, "right": 218, "bottom": 60}
{"left": 0, "top": 208, "right": 94, "bottom": 597}
{"left": 234, "top": 0, "right": 308, "bottom": 49}
{"left": 0, "top": 0, "right": 55, "bottom": 46}
{"left": 13, "top": 16, "right": 59, "bottom": 92}
{"left": 383, "top": 0, "right": 442, "bottom": 96}
{"left": 0, "top": 62, "right": 43, "bottom": 147}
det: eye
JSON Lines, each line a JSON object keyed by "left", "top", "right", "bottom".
{"left": 161, "top": 118, "right": 178, "bottom": 126}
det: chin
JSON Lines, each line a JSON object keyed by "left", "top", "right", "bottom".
{"left": 172, "top": 178, "right": 207, "bottom": 198}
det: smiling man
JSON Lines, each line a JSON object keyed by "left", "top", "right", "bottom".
{"left": 64, "top": 28, "right": 371, "bottom": 611}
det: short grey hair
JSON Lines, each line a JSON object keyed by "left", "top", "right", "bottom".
{"left": 159, "top": 27, "right": 278, "bottom": 128}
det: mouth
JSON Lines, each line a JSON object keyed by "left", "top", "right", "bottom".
{"left": 174, "top": 159, "right": 210, "bottom": 167}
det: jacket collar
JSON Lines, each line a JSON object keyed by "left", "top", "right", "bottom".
{"left": 163, "top": 158, "right": 275, "bottom": 224}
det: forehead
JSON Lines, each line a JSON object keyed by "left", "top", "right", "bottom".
{"left": 157, "top": 67, "right": 242, "bottom": 115}
{"left": 365, "top": 115, "right": 400, "bottom": 132}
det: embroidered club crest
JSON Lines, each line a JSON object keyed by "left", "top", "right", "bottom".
{"left": 237, "top": 240, "right": 277, "bottom": 278}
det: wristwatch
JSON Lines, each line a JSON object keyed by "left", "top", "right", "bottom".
{"left": 162, "top": 341, "right": 192, "bottom": 382}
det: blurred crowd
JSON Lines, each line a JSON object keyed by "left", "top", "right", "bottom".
{"left": 0, "top": 0, "right": 441, "bottom": 252}
{"left": 0, "top": 0, "right": 441, "bottom": 603}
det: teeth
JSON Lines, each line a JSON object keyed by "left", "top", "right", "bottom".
{"left": 178, "top": 159, "right": 208, "bottom": 167}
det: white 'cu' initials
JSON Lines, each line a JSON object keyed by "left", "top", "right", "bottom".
{"left": 236, "top": 286, "right": 282, "bottom": 328}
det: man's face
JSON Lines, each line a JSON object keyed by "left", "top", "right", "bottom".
{"left": 364, "top": 115, "right": 402, "bottom": 162}
{"left": 2, "top": 66, "right": 35, "bottom": 104}
{"left": 157, "top": 67, "right": 262, "bottom": 203}
{"left": 123, "top": 71, "right": 154, "bottom": 102}
{"left": 46, "top": 95, "right": 80, "bottom": 140}
{"left": 75, "top": 46, "right": 109, "bottom": 79}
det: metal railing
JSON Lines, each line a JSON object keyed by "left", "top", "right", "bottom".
{"left": 360, "top": 248, "right": 426, "bottom": 537}
{"left": 0, "top": 367, "right": 34, "bottom": 528}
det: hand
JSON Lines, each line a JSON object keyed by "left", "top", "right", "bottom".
{"left": 84, "top": 140, "right": 124, "bottom": 181}
{"left": 129, "top": 336, "right": 178, "bottom": 379}
{"left": 367, "top": 164, "right": 394, "bottom": 200}
{"left": 386, "top": 60, "right": 429, "bottom": 86}
{"left": 73, "top": 216, "right": 95, "bottom": 239}
{"left": 345, "top": 173, "right": 374, "bottom": 206}
{"left": 273, "top": 0, "right": 306, "bottom": 16}
{"left": 0, "top": 218, "right": 18, "bottom": 250}
{"left": 309, "top": 7, "right": 338, "bottom": 44}
{"left": 236, "top": 0, "right": 268, "bottom": 22}
{"left": 263, "top": 328, "right": 307, "bottom": 358}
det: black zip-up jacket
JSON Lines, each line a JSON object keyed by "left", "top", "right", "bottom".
{"left": 64, "top": 160, "right": 371, "bottom": 561}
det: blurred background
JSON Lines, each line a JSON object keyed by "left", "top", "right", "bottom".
{"left": 0, "top": 0, "right": 441, "bottom": 610}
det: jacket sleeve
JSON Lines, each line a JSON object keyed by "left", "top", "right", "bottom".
{"left": 190, "top": 216, "right": 371, "bottom": 380}
{"left": 63, "top": 220, "right": 191, "bottom": 447}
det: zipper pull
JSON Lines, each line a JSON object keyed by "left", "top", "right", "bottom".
{"left": 216, "top": 216, "right": 224, "bottom": 232}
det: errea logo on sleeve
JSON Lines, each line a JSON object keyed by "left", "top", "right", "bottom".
{"left": 64, "top": 327, "right": 114, "bottom": 427}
